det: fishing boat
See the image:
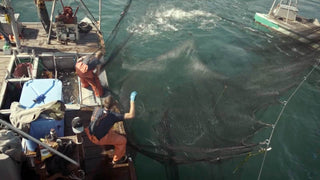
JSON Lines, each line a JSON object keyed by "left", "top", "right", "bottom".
{"left": 0, "top": 0, "right": 136, "bottom": 179}
{"left": 254, "top": 0, "right": 320, "bottom": 50}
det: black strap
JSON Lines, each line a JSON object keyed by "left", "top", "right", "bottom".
{"left": 89, "top": 109, "right": 109, "bottom": 134}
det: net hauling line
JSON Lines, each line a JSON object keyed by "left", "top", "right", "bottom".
{"left": 76, "top": 0, "right": 134, "bottom": 72}
{"left": 100, "top": 0, "right": 133, "bottom": 70}
{"left": 257, "top": 59, "right": 320, "bottom": 180}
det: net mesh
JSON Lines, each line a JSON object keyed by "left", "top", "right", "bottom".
{"left": 102, "top": 0, "right": 320, "bottom": 176}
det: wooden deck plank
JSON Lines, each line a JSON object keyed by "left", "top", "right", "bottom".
{"left": 19, "top": 22, "right": 102, "bottom": 54}
{"left": 0, "top": 59, "right": 9, "bottom": 79}
{"left": 80, "top": 86, "right": 102, "bottom": 106}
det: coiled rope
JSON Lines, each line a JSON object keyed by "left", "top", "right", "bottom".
{"left": 257, "top": 60, "right": 320, "bottom": 180}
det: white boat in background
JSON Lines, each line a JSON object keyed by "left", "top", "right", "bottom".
{"left": 254, "top": 0, "right": 320, "bottom": 50}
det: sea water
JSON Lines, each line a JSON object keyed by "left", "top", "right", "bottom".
{"left": 12, "top": 0, "right": 320, "bottom": 179}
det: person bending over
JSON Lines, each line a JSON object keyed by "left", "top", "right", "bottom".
{"left": 75, "top": 51, "right": 103, "bottom": 97}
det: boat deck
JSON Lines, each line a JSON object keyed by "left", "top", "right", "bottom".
{"left": 255, "top": 13, "right": 320, "bottom": 49}
{"left": 19, "top": 22, "right": 102, "bottom": 54}
{"left": 272, "top": 15, "right": 320, "bottom": 40}
{"left": 0, "top": 21, "right": 107, "bottom": 108}
{"left": 0, "top": 21, "right": 136, "bottom": 179}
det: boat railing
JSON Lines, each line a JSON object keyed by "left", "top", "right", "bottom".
{"left": 0, "top": 52, "right": 41, "bottom": 113}
{"left": 269, "top": 0, "right": 299, "bottom": 23}
{"left": 0, "top": 51, "right": 90, "bottom": 113}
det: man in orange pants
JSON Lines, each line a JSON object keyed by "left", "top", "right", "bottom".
{"left": 75, "top": 51, "right": 103, "bottom": 97}
{"left": 84, "top": 91, "right": 137, "bottom": 165}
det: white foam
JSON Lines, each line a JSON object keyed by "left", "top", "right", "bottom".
{"left": 129, "top": 8, "right": 221, "bottom": 35}
{"left": 156, "top": 9, "right": 215, "bottom": 20}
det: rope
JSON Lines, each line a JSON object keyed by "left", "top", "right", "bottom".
{"left": 104, "top": 0, "right": 132, "bottom": 49}
{"left": 100, "top": 0, "right": 133, "bottom": 70}
{"left": 213, "top": 85, "right": 227, "bottom": 113}
{"left": 29, "top": 80, "right": 56, "bottom": 108}
{"left": 233, "top": 143, "right": 271, "bottom": 174}
{"left": 257, "top": 60, "right": 320, "bottom": 180}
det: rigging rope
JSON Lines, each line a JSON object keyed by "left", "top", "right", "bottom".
{"left": 77, "top": 0, "right": 101, "bottom": 34}
{"left": 257, "top": 59, "right": 320, "bottom": 180}
{"left": 104, "top": 0, "right": 132, "bottom": 49}
{"left": 100, "top": 0, "right": 133, "bottom": 69}
{"left": 212, "top": 85, "right": 227, "bottom": 113}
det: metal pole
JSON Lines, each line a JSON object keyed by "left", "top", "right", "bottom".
{"left": 268, "top": 0, "right": 278, "bottom": 15}
{"left": 0, "top": 119, "right": 80, "bottom": 167}
{"left": 99, "top": 0, "right": 101, "bottom": 30}
{"left": 53, "top": 55, "right": 57, "bottom": 79}
{"left": 285, "top": 0, "right": 292, "bottom": 23}
{"left": 3, "top": 0, "right": 21, "bottom": 50}
{"left": 47, "top": 0, "right": 57, "bottom": 44}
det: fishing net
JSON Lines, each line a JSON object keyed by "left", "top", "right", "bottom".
{"left": 13, "top": 63, "right": 33, "bottom": 78}
{"left": 102, "top": 0, "right": 320, "bottom": 178}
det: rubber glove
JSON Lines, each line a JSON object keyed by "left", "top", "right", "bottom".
{"left": 130, "top": 91, "right": 138, "bottom": 101}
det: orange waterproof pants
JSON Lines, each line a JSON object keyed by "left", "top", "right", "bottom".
{"left": 85, "top": 127, "right": 127, "bottom": 162}
{"left": 75, "top": 62, "right": 103, "bottom": 97}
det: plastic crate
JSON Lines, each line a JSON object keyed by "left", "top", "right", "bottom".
{"left": 19, "top": 79, "right": 64, "bottom": 151}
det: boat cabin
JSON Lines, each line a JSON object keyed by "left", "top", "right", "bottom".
{"left": 272, "top": 1, "right": 298, "bottom": 21}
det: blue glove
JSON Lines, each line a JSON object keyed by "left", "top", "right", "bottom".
{"left": 130, "top": 91, "right": 137, "bottom": 101}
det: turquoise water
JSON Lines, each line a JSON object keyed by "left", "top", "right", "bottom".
{"left": 12, "top": 0, "right": 320, "bottom": 179}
